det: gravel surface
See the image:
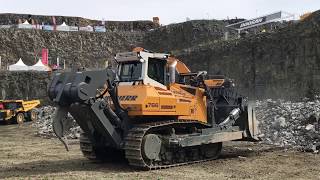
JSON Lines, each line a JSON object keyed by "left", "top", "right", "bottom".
{"left": 1, "top": 124, "right": 320, "bottom": 180}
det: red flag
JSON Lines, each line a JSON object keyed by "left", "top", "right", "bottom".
{"left": 42, "top": 48, "right": 49, "bottom": 65}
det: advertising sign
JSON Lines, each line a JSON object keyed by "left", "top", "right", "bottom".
{"left": 226, "top": 11, "right": 282, "bottom": 30}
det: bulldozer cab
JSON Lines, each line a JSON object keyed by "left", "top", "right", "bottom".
{"left": 116, "top": 51, "right": 169, "bottom": 89}
{"left": 116, "top": 50, "right": 210, "bottom": 90}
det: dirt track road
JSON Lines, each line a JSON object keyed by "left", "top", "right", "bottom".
{"left": 0, "top": 123, "right": 320, "bottom": 180}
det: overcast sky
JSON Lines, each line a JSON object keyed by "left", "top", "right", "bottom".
{"left": 1, "top": 0, "right": 319, "bottom": 24}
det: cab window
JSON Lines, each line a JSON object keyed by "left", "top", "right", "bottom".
{"left": 148, "top": 58, "right": 166, "bottom": 84}
{"left": 119, "top": 62, "right": 142, "bottom": 82}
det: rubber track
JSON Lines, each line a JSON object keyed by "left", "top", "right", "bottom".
{"left": 124, "top": 120, "right": 220, "bottom": 170}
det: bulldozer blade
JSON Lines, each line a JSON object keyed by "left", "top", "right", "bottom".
{"left": 246, "top": 101, "right": 261, "bottom": 141}
{"left": 53, "top": 106, "right": 73, "bottom": 151}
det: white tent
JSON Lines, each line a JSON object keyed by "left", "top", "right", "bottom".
{"left": 22, "top": 20, "right": 30, "bottom": 25}
{"left": 18, "top": 20, "right": 32, "bottom": 29}
{"left": 29, "top": 59, "right": 51, "bottom": 71}
{"left": 9, "top": 58, "right": 29, "bottom": 71}
{"left": 57, "top": 22, "right": 70, "bottom": 31}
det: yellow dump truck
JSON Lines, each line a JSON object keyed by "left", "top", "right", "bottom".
{"left": 0, "top": 100, "right": 40, "bottom": 124}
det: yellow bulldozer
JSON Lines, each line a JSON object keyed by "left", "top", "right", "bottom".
{"left": 0, "top": 100, "right": 40, "bottom": 124}
{"left": 48, "top": 48, "right": 260, "bottom": 169}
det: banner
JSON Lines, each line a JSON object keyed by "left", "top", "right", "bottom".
{"left": 0, "top": 25, "right": 12, "bottom": 29}
{"left": 42, "top": 25, "right": 54, "bottom": 31}
{"left": 227, "top": 11, "right": 282, "bottom": 30}
{"left": 18, "top": 24, "right": 32, "bottom": 29}
{"left": 69, "top": 26, "right": 79, "bottom": 31}
{"left": 42, "top": 48, "right": 49, "bottom": 65}
{"left": 94, "top": 26, "right": 106, "bottom": 32}
{"left": 79, "top": 26, "right": 94, "bottom": 32}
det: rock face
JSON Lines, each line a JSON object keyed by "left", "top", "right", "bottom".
{"left": 0, "top": 71, "right": 50, "bottom": 103}
{"left": 256, "top": 98, "right": 320, "bottom": 152}
{"left": 142, "top": 20, "right": 233, "bottom": 52}
{"left": 0, "top": 28, "right": 143, "bottom": 68}
{"left": 175, "top": 12, "right": 320, "bottom": 99}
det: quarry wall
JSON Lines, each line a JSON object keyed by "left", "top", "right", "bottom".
{"left": 0, "top": 13, "right": 155, "bottom": 31}
{"left": 0, "top": 11, "right": 319, "bottom": 102}
{"left": 176, "top": 14, "right": 320, "bottom": 100}
{"left": 142, "top": 20, "right": 233, "bottom": 51}
{"left": 0, "top": 71, "right": 50, "bottom": 103}
{"left": 0, "top": 28, "right": 145, "bottom": 69}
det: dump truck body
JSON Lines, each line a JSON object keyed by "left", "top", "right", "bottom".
{"left": 49, "top": 48, "right": 260, "bottom": 169}
{"left": 0, "top": 100, "right": 40, "bottom": 124}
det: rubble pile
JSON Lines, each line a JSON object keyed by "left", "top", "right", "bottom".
{"left": 33, "top": 98, "right": 320, "bottom": 153}
{"left": 32, "top": 106, "right": 81, "bottom": 139}
{"left": 256, "top": 98, "right": 320, "bottom": 152}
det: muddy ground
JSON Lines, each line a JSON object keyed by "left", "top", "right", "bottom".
{"left": 0, "top": 123, "right": 320, "bottom": 180}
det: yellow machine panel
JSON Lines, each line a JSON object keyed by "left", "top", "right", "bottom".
{"left": 111, "top": 83, "right": 208, "bottom": 123}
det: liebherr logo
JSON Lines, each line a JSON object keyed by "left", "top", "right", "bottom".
{"left": 240, "top": 18, "right": 264, "bottom": 28}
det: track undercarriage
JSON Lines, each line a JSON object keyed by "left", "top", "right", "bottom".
{"left": 124, "top": 120, "right": 223, "bottom": 169}
{"left": 78, "top": 119, "right": 245, "bottom": 169}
